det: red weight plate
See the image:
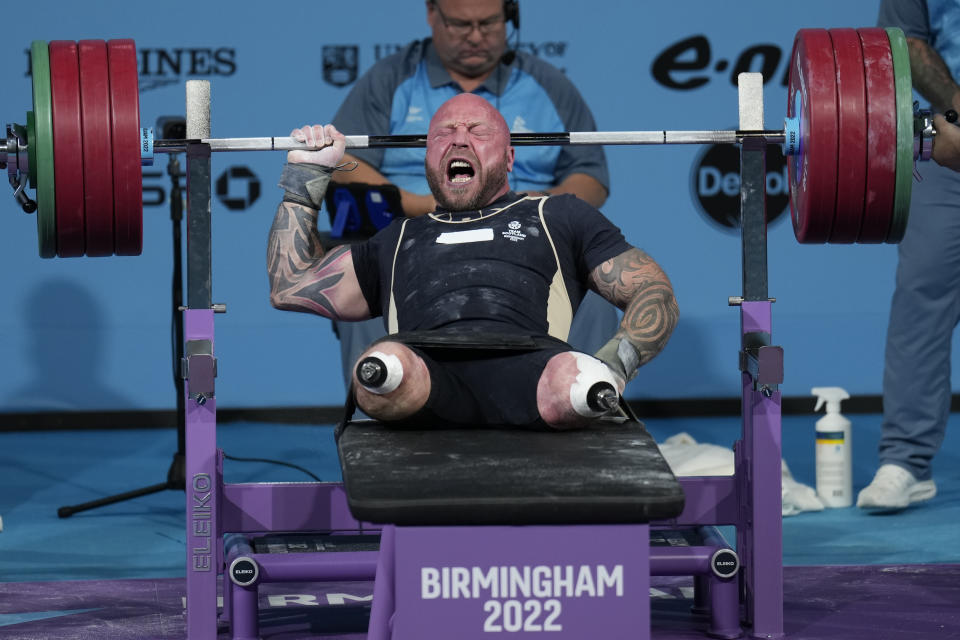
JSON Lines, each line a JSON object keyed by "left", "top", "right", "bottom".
{"left": 78, "top": 40, "right": 115, "bottom": 257}
{"left": 107, "top": 39, "right": 142, "bottom": 256}
{"left": 49, "top": 40, "right": 85, "bottom": 257}
{"left": 787, "top": 29, "right": 838, "bottom": 243}
{"left": 857, "top": 28, "right": 897, "bottom": 243}
{"left": 828, "top": 29, "right": 867, "bottom": 243}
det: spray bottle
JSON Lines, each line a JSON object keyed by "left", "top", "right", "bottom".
{"left": 811, "top": 387, "right": 852, "bottom": 508}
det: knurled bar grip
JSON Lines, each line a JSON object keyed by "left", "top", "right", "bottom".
{"left": 152, "top": 130, "right": 787, "bottom": 153}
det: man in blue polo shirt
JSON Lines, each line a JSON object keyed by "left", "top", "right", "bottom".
{"left": 327, "top": 0, "right": 615, "bottom": 388}
{"left": 859, "top": 0, "right": 960, "bottom": 512}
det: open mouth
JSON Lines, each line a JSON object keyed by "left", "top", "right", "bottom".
{"left": 447, "top": 159, "right": 476, "bottom": 184}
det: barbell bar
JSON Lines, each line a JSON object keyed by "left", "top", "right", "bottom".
{"left": 0, "top": 28, "right": 937, "bottom": 258}
{"left": 151, "top": 129, "right": 784, "bottom": 153}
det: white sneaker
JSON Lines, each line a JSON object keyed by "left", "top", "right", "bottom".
{"left": 856, "top": 464, "right": 937, "bottom": 512}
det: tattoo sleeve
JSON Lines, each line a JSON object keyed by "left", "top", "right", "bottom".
{"left": 266, "top": 201, "right": 357, "bottom": 319}
{"left": 907, "top": 37, "right": 960, "bottom": 113}
{"left": 590, "top": 247, "right": 679, "bottom": 366}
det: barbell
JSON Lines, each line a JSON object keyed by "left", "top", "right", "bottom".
{"left": 0, "top": 28, "right": 935, "bottom": 258}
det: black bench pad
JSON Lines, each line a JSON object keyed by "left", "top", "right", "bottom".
{"left": 337, "top": 420, "right": 685, "bottom": 526}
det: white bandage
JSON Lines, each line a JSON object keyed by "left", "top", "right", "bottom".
{"left": 358, "top": 351, "right": 404, "bottom": 395}
{"left": 569, "top": 352, "right": 620, "bottom": 417}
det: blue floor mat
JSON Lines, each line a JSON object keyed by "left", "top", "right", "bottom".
{"left": 643, "top": 413, "right": 960, "bottom": 566}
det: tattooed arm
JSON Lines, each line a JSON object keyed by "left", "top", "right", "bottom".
{"left": 589, "top": 247, "right": 679, "bottom": 382}
{"left": 267, "top": 123, "right": 371, "bottom": 321}
{"left": 267, "top": 203, "right": 370, "bottom": 320}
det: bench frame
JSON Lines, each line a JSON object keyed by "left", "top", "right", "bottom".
{"left": 181, "top": 73, "right": 784, "bottom": 639}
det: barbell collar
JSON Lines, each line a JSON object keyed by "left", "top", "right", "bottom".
{"left": 915, "top": 107, "right": 935, "bottom": 162}
{"left": 1, "top": 125, "right": 29, "bottom": 173}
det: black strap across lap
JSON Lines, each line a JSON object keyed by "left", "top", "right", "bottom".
{"left": 337, "top": 420, "right": 685, "bottom": 526}
{"left": 378, "top": 329, "right": 564, "bottom": 352}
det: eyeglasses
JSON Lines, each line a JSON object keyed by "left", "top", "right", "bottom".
{"left": 431, "top": 2, "right": 506, "bottom": 38}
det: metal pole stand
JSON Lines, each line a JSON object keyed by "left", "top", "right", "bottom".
{"left": 734, "top": 72, "right": 785, "bottom": 640}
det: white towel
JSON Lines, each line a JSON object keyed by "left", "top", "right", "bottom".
{"left": 657, "top": 432, "right": 824, "bottom": 517}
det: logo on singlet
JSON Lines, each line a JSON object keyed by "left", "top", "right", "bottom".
{"left": 502, "top": 220, "right": 527, "bottom": 242}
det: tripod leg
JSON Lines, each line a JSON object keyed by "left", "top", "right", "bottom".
{"left": 58, "top": 481, "right": 170, "bottom": 518}
{"left": 57, "top": 448, "right": 185, "bottom": 518}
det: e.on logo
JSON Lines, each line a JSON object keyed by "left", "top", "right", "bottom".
{"left": 651, "top": 35, "right": 790, "bottom": 90}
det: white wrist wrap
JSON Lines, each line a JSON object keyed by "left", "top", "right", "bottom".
{"left": 594, "top": 337, "right": 641, "bottom": 382}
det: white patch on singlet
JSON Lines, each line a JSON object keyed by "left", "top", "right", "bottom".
{"left": 435, "top": 228, "right": 494, "bottom": 244}
{"left": 569, "top": 352, "right": 620, "bottom": 417}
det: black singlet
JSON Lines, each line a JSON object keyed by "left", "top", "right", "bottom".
{"left": 351, "top": 192, "right": 631, "bottom": 343}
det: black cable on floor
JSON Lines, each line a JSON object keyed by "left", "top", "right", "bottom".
{"left": 222, "top": 453, "right": 322, "bottom": 482}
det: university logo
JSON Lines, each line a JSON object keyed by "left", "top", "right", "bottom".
{"left": 322, "top": 45, "right": 359, "bottom": 87}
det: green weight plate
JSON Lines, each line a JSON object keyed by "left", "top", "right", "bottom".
{"left": 31, "top": 40, "right": 56, "bottom": 258}
{"left": 26, "top": 110, "right": 36, "bottom": 188}
{"left": 886, "top": 27, "right": 912, "bottom": 244}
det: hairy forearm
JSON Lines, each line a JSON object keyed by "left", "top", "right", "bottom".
{"left": 267, "top": 201, "right": 350, "bottom": 317}
{"left": 592, "top": 248, "right": 679, "bottom": 366}
{"left": 331, "top": 154, "right": 390, "bottom": 185}
{"left": 908, "top": 37, "right": 960, "bottom": 112}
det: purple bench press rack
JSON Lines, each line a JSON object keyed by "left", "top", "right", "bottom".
{"left": 181, "top": 82, "right": 374, "bottom": 639}
{"left": 180, "top": 73, "right": 785, "bottom": 639}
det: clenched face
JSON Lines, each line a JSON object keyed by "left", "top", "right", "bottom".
{"left": 425, "top": 94, "right": 515, "bottom": 211}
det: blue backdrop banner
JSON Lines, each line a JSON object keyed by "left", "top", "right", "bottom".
{"left": 0, "top": 0, "right": 942, "bottom": 412}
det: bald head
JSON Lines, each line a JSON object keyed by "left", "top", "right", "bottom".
{"left": 429, "top": 93, "right": 511, "bottom": 140}
{"left": 425, "top": 94, "right": 515, "bottom": 211}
